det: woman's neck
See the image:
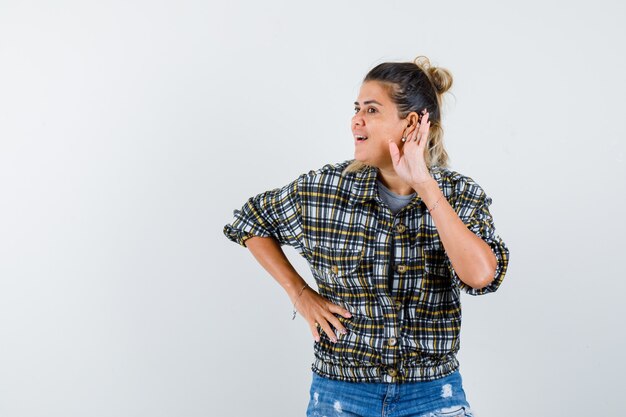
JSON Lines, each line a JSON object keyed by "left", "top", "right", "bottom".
{"left": 376, "top": 166, "right": 415, "bottom": 196}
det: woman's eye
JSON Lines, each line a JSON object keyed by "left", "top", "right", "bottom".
{"left": 353, "top": 107, "right": 376, "bottom": 114}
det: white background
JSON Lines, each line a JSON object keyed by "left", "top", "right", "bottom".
{"left": 1, "top": 1, "right": 625, "bottom": 416}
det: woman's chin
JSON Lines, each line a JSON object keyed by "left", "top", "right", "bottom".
{"left": 353, "top": 149, "right": 367, "bottom": 162}
{"left": 353, "top": 152, "right": 383, "bottom": 168}
{"left": 353, "top": 154, "right": 367, "bottom": 164}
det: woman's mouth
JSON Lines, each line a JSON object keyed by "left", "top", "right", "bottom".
{"left": 355, "top": 135, "right": 368, "bottom": 143}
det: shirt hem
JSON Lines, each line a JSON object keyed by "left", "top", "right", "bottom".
{"left": 311, "top": 356, "right": 460, "bottom": 383}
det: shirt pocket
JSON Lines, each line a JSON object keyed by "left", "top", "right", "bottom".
{"left": 309, "top": 244, "right": 363, "bottom": 289}
{"left": 422, "top": 244, "right": 455, "bottom": 292}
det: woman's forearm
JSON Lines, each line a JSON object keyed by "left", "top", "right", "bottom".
{"left": 244, "top": 236, "right": 309, "bottom": 303}
{"left": 413, "top": 179, "right": 497, "bottom": 289}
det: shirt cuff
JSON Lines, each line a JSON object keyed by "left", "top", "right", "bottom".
{"left": 446, "top": 231, "right": 510, "bottom": 296}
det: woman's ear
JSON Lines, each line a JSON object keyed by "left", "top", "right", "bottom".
{"left": 405, "top": 112, "right": 420, "bottom": 133}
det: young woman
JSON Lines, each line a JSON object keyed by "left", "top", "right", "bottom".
{"left": 223, "top": 55, "right": 510, "bottom": 417}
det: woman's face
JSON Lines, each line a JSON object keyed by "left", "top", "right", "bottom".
{"left": 352, "top": 80, "right": 408, "bottom": 168}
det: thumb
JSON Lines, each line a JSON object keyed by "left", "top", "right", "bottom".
{"left": 388, "top": 140, "right": 400, "bottom": 167}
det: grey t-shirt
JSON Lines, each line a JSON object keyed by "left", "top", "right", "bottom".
{"left": 377, "top": 180, "right": 416, "bottom": 215}
{"left": 377, "top": 180, "right": 417, "bottom": 292}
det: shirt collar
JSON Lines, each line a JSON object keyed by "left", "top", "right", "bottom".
{"left": 348, "top": 164, "right": 444, "bottom": 206}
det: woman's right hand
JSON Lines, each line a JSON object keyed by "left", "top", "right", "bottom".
{"left": 295, "top": 287, "right": 352, "bottom": 343}
{"left": 243, "top": 236, "right": 353, "bottom": 343}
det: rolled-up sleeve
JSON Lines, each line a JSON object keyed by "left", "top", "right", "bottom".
{"left": 446, "top": 180, "right": 510, "bottom": 296}
{"left": 223, "top": 174, "right": 305, "bottom": 248}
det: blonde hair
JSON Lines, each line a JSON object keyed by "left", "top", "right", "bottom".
{"left": 343, "top": 55, "right": 454, "bottom": 176}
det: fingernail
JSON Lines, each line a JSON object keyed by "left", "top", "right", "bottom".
{"left": 341, "top": 329, "right": 348, "bottom": 334}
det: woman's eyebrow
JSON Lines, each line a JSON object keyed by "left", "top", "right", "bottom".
{"left": 354, "top": 100, "right": 383, "bottom": 106}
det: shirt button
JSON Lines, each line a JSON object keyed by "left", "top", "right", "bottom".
{"left": 331, "top": 265, "right": 339, "bottom": 275}
{"left": 388, "top": 337, "right": 398, "bottom": 346}
{"left": 396, "top": 264, "right": 408, "bottom": 274}
{"left": 394, "top": 300, "right": 402, "bottom": 311}
{"left": 395, "top": 223, "right": 406, "bottom": 233}
{"left": 387, "top": 368, "right": 398, "bottom": 377}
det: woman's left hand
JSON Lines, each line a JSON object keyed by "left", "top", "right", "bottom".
{"left": 388, "top": 110, "right": 434, "bottom": 190}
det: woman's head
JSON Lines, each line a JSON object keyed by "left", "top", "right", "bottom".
{"left": 346, "top": 56, "right": 453, "bottom": 173}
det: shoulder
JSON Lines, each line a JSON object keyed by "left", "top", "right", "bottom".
{"left": 300, "top": 159, "right": 360, "bottom": 183}
{"left": 433, "top": 166, "right": 489, "bottom": 203}
{"left": 304, "top": 159, "right": 354, "bottom": 176}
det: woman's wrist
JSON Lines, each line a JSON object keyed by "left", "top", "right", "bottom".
{"left": 286, "top": 278, "right": 310, "bottom": 303}
{"left": 412, "top": 177, "right": 439, "bottom": 200}
{"left": 291, "top": 283, "right": 310, "bottom": 320}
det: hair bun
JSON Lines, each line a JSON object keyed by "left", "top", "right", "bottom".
{"left": 413, "top": 55, "right": 453, "bottom": 95}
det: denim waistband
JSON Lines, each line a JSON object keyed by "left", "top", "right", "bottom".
{"left": 307, "top": 368, "right": 473, "bottom": 417}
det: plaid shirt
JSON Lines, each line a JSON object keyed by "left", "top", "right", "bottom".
{"left": 223, "top": 159, "right": 510, "bottom": 383}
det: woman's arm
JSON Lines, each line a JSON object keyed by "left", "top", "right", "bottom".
{"left": 413, "top": 180, "right": 497, "bottom": 290}
{"left": 389, "top": 110, "right": 499, "bottom": 290}
{"left": 245, "top": 236, "right": 352, "bottom": 342}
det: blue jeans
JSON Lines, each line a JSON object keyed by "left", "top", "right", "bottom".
{"left": 306, "top": 370, "right": 474, "bottom": 417}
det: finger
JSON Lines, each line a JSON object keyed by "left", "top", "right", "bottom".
{"left": 411, "top": 120, "right": 421, "bottom": 143}
{"left": 388, "top": 140, "right": 401, "bottom": 167}
{"left": 406, "top": 130, "right": 415, "bottom": 144}
{"left": 309, "top": 321, "right": 321, "bottom": 343}
{"left": 409, "top": 115, "right": 420, "bottom": 142}
{"left": 419, "top": 121, "right": 430, "bottom": 147}
{"left": 318, "top": 318, "right": 338, "bottom": 343}
{"left": 324, "top": 312, "right": 348, "bottom": 335}
{"left": 327, "top": 303, "right": 352, "bottom": 319}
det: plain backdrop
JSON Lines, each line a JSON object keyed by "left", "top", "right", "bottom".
{"left": 1, "top": 1, "right": 625, "bottom": 416}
